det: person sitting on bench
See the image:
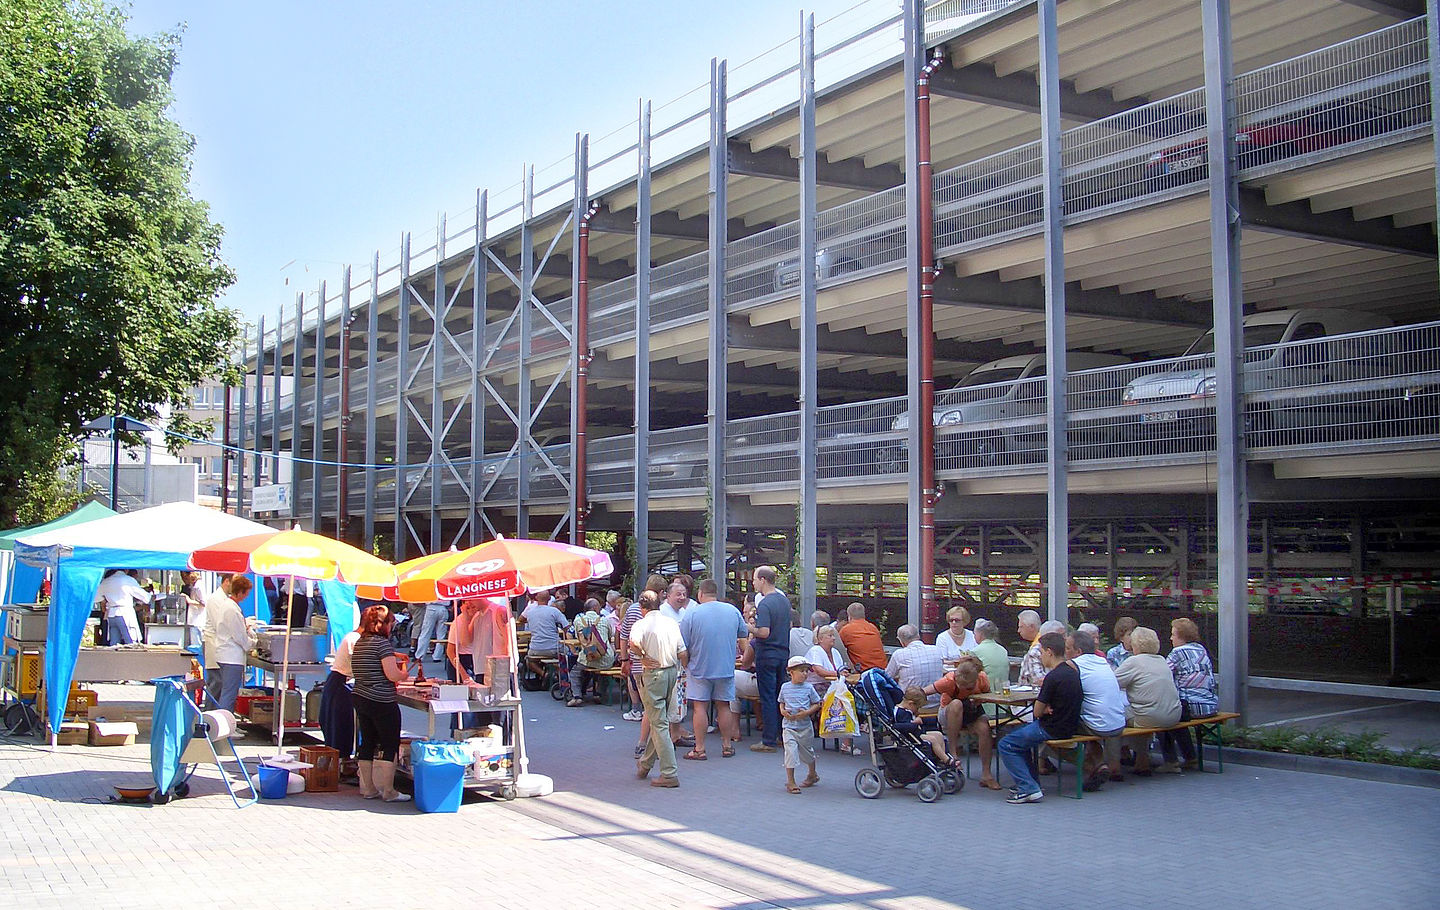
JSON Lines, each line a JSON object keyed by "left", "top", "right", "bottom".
{"left": 997, "top": 632, "right": 1081, "bottom": 805}
{"left": 519, "top": 590, "right": 567, "bottom": 679}
{"left": 1159, "top": 618, "right": 1218, "bottom": 773}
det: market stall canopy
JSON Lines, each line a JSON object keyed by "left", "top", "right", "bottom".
{"left": 359, "top": 537, "right": 611, "bottom": 603}
{"left": 0, "top": 501, "right": 115, "bottom": 604}
{"left": 15, "top": 501, "right": 272, "bottom": 570}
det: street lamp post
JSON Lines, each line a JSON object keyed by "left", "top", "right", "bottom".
{"left": 81, "top": 415, "right": 154, "bottom": 511}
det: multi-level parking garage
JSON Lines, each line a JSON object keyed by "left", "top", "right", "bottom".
{"left": 227, "top": 0, "right": 1440, "bottom": 715}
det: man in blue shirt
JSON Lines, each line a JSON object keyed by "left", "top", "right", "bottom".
{"left": 678, "top": 579, "right": 748, "bottom": 759}
{"left": 520, "top": 591, "right": 568, "bottom": 679}
{"left": 745, "top": 565, "right": 791, "bottom": 752}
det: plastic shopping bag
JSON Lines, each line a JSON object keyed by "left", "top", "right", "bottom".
{"left": 819, "top": 677, "right": 858, "bottom": 737}
{"left": 669, "top": 672, "right": 688, "bottom": 724}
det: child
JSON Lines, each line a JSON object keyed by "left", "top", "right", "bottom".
{"left": 779, "top": 655, "right": 822, "bottom": 793}
{"left": 895, "top": 687, "right": 961, "bottom": 770}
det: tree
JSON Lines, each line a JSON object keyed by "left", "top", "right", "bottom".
{"left": 0, "top": 0, "right": 238, "bottom": 526}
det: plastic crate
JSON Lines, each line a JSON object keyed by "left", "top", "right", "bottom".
{"left": 297, "top": 745, "right": 339, "bottom": 792}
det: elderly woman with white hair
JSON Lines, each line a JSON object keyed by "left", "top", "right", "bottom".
{"left": 1018, "top": 617, "right": 1067, "bottom": 685}
{"left": 1112, "top": 626, "right": 1182, "bottom": 776}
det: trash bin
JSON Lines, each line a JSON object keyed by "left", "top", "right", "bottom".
{"left": 410, "top": 741, "right": 473, "bottom": 813}
{"left": 257, "top": 764, "right": 290, "bottom": 800}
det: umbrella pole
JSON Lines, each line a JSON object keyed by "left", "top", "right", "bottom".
{"left": 276, "top": 577, "right": 295, "bottom": 755}
{"left": 508, "top": 609, "right": 528, "bottom": 776}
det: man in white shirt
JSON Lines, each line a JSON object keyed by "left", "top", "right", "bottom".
{"left": 201, "top": 575, "right": 234, "bottom": 675}
{"left": 205, "top": 576, "right": 255, "bottom": 712}
{"left": 630, "top": 593, "right": 688, "bottom": 788}
{"left": 97, "top": 568, "right": 151, "bottom": 644}
{"left": 789, "top": 610, "right": 830, "bottom": 660}
{"left": 886, "top": 624, "right": 946, "bottom": 709}
{"left": 659, "top": 582, "right": 689, "bottom": 622}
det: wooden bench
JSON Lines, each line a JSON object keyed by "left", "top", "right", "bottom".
{"left": 591, "top": 666, "right": 629, "bottom": 708}
{"left": 1042, "top": 712, "right": 1241, "bottom": 799}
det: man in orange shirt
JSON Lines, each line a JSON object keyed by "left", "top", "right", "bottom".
{"left": 838, "top": 602, "right": 887, "bottom": 672}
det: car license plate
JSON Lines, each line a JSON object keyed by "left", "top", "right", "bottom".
{"left": 1172, "top": 155, "right": 1205, "bottom": 171}
{"left": 1142, "top": 410, "right": 1179, "bottom": 423}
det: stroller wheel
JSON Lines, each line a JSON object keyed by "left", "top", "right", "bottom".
{"left": 854, "top": 768, "right": 883, "bottom": 799}
{"left": 939, "top": 768, "right": 963, "bottom": 795}
{"left": 916, "top": 775, "right": 942, "bottom": 803}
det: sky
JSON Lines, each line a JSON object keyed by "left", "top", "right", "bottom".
{"left": 121, "top": 0, "right": 900, "bottom": 327}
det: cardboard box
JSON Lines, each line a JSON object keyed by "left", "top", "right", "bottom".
{"left": 88, "top": 721, "right": 138, "bottom": 746}
{"left": 87, "top": 705, "right": 153, "bottom": 735}
{"left": 248, "top": 695, "right": 301, "bottom": 729}
{"left": 50, "top": 722, "right": 89, "bottom": 746}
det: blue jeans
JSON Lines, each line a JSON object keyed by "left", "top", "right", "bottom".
{"left": 754, "top": 656, "right": 786, "bottom": 747}
{"left": 106, "top": 616, "right": 134, "bottom": 645}
{"left": 998, "top": 720, "right": 1052, "bottom": 795}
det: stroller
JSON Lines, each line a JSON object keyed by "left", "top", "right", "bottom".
{"left": 851, "top": 668, "right": 963, "bottom": 803}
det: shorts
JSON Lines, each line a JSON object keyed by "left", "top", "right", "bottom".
{"left": 948, "top": 698, "right": 984, "bottom": 727}
{"left": 782, "top": 725, "right": 816, "bottom": 769}
{"left": 686, "top": 675, "right": 736, "bottom": 703}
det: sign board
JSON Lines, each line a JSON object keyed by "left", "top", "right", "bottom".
{"left": 251, "top": 483, "right": 291, "bottom": 515}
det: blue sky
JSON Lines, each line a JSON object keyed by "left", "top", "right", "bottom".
{"left": 122, "top": 0, "right": 887, "bottom": 325}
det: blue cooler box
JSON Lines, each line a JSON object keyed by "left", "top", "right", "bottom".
{"left": 410, "top": 741, "right": 471, "bottom": 813}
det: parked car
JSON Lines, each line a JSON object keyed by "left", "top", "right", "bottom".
{"left": 873, "top": 351, "right": 1132, "bottom": 469}
{"left": 1120, "top": 308, "right": 1393, "bottom": 446}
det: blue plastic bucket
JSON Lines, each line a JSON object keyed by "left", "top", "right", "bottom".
{"left": 257, "top": 764, "right": 289, "bottom": 799}
{"left": 411, "top": 741, "right": 469, "bottom": 813}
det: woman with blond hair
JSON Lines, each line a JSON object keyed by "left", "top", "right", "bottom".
{"left": 1112, "top": 627, "right": 1181, "bottom": 776}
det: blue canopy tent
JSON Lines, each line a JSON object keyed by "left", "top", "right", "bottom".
{"left": 15, "top": 502, "right": 274, "bottom": 741}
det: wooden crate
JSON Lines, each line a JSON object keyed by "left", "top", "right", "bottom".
{"left": 297, "top": 745, "right": 339, "bottom": 792}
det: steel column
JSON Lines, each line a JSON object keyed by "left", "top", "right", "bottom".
{"left": 1430, "top": 0, "right": 1440, "bottom": 284}
{"left": 1038, "top": 0, "right": 1069, "bottom": 624}
{"left": 471, "top": 191, "right": 488, "bottom": 544}
{"left": 431, "top": 217, "right": 446, "bottom": 553}
{"left": 270, "top": 306, "right": 282, "bottom": 486}
{"left": 707, "top": 58, "right": 729, "bottom": 595}
{"left": 634, "top": 101, "right": 652, "bottom": 587}
{"left": 1203, "top": 0, "right": 1249, "bottom": 720}
{"left": 363, "top": 252, "right": 379, "bottom": 552}
{"left": 798, "top": 14, "right": 819, "bottom": 616}
{"left": 572, "top": 136, "right": 592, "bottom": 547}
{"left": 290, "top": 293, "right": 303, "bottom": 516}
{"left": 236, "top": 332, "right": 249, "bottom": 516}
{"left": 916, "top": 45, "right": 941, "bottom": 640}
{"left": 253, "top": 318, "right": 265, "bottom": 497}
{"left": 338, "top": 266, "right": 351, "bottom": 540}
{"left": 517, "top": 167, "right": 534, "bottom": 540}
{"left": 395, "top": 233, "right": 411, "bottom": 560}
{"left": 311, "top": 281, "right": 326, "bottom": 531}
{"left": 221, "top": 383, "right": 232, "bottom": 513}
{"left": 902, "top": 0, "right": 924, "bottom": 630}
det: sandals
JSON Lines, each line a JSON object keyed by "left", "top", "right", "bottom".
{"left": 787, "top": 784, "right": 802, "bottom": 794}
{"left": 673, "top": 736, "right": 696, "bottom": 748}
{"left": 721, "top": 744, "right": 736, "bottom": 758}
{"left": 800, "top": 775, "right": 819, "bottom": 788}
{"left": 683, "top": 749, "right": 708, "bottom": 761}
{"left": 979, "top": 778, "right": 1004, "bottom": 791}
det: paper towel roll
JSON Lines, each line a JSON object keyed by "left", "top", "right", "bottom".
{"left": 201, "top": 709, "right": 237, "bottom": 740}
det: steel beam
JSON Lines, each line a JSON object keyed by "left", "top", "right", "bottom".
{"left": 395, "top": 233, "right": 411, "bottom": 560}
{"left": 235, "top": 332, "right": 248, "bottom": 516}
{"left": 1335, "top": 0, "right": 1422, "bottom": 17}
{"left": 1240, "top": 187, "right": 1436, "bottom": 258}
{"left": 799, "top": 14, "right": 819, "bottom": 616}
{"left": 726, "top": 315, "right": 1027, "bottom": 363}
{"left": 929, "top": 60, "right": 1141, "bottom": 120}
{"left": 588, "top": 354, "right": 907, "bottom": 395}
{"left": 471, "top": 190, "right": 488, "bottom": 543}
{"left": 635, "top": 101, "right": 652, "bottom": 589}
{"left": 364, "top": 252, "right": 379, "bottom": 551}
{"left": 726, "top": 139, "right": 903, "bottom": 192}
{"left": 1429, "top": 0, "right": 1440, "bottom": 285}
{"left": 1203, "top": 0, "right": 1249, "bottom": 720}
{"left": 590, "top": 204, "right": 770, "bottom": 242}
{"left": 708, "top": 58, "right": 729, "bottom": 595}
{"left": 1039, "top": 0, "right": 1069, "bottom": 624}
{"left": 311, "top": 281, "right": 326, "bottom": 531}
{"left": 932, "top": 270, "right": 1210, "bottom": 327}
{"left": 251, "top": 318, "right": 264, "bottom": 502}
{"left": 903, "top": 0, "right": 924, "bottom": 630}
{"left": 338, "top": 267, "right": 350, "bottom": 539}
{"left": 270, "top": 306, "right": 281, "bottom": 485}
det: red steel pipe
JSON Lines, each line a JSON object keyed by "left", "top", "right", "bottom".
{"left": 573, "top": 203, "right": 598, "bottom": 545}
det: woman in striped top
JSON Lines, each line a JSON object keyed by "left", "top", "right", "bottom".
{"left": 351, "top": 604, "right": 412, "bottom": 802}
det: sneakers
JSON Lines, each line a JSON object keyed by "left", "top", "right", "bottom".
{"left": 1155, "top": 762, "right": 1183, "bottom": 774}
{"left": 622, "top": 709, "right": 644, "bottom": 722}
{"left": 707, "top": 724, "right": 718, "bottom": 734}
{"left": 1006, "top": 789, "right": 1043, "bottom": 804}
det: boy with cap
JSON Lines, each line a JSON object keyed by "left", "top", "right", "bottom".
{"left": 779, "top": 655, "right": 822, "bottom": 793}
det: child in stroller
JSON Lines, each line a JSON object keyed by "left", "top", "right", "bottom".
{"left": 851, "top": 668, "right": 964, "bottom": 802}
{"left": 895, "top": 687, "right": 964, "bottom": 771}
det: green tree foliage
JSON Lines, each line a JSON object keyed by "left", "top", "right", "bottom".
{"left": 0, "top": 0, "right": 238, "bottom": 526}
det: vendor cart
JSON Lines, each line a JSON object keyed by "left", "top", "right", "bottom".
{"left": 395, "top": 690, "right": 523, "bottom": 800}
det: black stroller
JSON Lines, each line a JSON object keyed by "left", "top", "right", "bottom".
{"left": 851, "top": 668, "right": 963, "bottom": 802}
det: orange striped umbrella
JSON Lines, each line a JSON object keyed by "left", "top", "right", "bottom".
{"left": 369, "top": 537, "right": 606, "bottom": 603}
{"left": 191, "top": 528, "right": 397, "bottom": 587}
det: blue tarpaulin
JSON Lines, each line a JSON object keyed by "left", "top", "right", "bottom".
{"left": 317, "top": 579, "right": 357, "bottom": 653}
{"left": 150, "top": 676, "right": 194, "bottom": 795}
